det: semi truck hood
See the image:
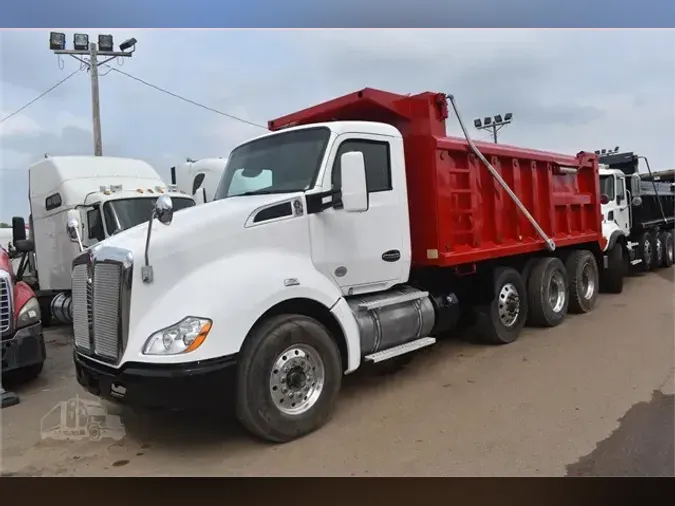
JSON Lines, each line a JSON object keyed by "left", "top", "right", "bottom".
{"left": 98, "top": 192, "right": 304, "bottom": 273}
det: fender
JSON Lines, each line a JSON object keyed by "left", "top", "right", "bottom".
{"left": 124, "top": 250, "right": 362, "bottom": 370}
{"left": 605, "top": 230, "right": 626, "bottom": 253}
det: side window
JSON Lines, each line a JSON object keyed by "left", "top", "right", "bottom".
{"left": 192, "top": 173, "right": 206, "bottom": 195}
{"left": 45, "top": 193, "right": 62, "bottom": 211}
{"left": 616, "top": 176, "right": 625, "bottom": 201}
{"left": 332, "top": 140, "right": 392, "bottom": 193}
{"left": 87, "top": 208, "right": 105, "bottom": 242}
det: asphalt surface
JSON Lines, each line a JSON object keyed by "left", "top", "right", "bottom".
{"left": 1, "top": 268, "right": 673, "bottom": 477}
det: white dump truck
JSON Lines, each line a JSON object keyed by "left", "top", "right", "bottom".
{"left": 11, "top": 155, "right": 196, "bottom": 325}
{"left": 170, "top": 157, "right": 227, "bottom": 205}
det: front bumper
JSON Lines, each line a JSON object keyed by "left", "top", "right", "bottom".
{"left": 74, "top": 352, "right": 239, "bottom": 411}
{"left": 1, "top": 322, "right": 46, "bottom": 373}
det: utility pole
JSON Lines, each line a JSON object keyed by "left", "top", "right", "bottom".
{"left": 474, "top": 113, "right": 513, "bottom": 144}
{"left": 89, "top": 43, "right": 102, "bottom": 156}
{"left": 49, "top": 32, "right": 138, "bottom": 156}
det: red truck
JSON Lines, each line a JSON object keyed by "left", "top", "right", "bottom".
{"left": 71, "top": 88, "right": 616, "bottom": 443}
{"left": 1, "top": 243, "right": 45, "bottom": 382}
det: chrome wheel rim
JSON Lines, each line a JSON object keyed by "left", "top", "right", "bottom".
{"left": 644, "top": 240, "right": 652, "bottom": 265}
{"left": 269, "top": 344, "right": 325, "bottom": 415}
{"left": 498, "top": 283, "right": 520, "bottom": 327}
{"left": 668, "top": 240, "right": 674, "bottom": 263}
{"left": 581, "top": 262, "right": 596, "bottom": 300}
{"left": 656, "top": 237, "right": 664, "bottom": 263}
{"left": 549, "top": 271, "right": 567, "bottom": 313}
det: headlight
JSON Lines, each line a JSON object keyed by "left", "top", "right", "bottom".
{"left": 16, "top": 297, "right": 41, "bottom": 329}
{"left": 143, "top": 316, "right": 212, "bottom": 356}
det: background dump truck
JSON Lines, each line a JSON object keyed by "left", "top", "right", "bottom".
{"left": 40, "top": 394, "right": 124, "bottom": 441}
{"left": 73, "top": 88, "right": 627, "bottom": 444}
{"left": 10, "top": 155, "right": 197, "bottom": 326}
{"left": 597, "top": 150, "right": 674, "bottom": 284}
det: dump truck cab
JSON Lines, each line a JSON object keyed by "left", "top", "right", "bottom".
{"left": 72, "top": 88, "right": 612, "bottom": 444}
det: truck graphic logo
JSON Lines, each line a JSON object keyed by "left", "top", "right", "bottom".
{"left": 40, "top": 395, "right": 125, "bottom": 442}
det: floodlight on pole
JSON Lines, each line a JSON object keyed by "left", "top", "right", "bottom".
{"left": 73, "top": 33, "right": 89, "bottom": 51}
{"left": 48, "top": 32, "right": 138, "bottom": 156}
{"left": 49, "top": 32, "right": 66, "bottom": 51}
{"left": 119, "top": 38, "right": 137, "bottom": 52}
{"left": 98, "top": 34, "right": 114, "bottom": 52}
{"left": 473, "top": 111, "right": 514, "bottom": 143}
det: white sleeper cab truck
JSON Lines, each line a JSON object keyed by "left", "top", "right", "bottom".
{"left": 170, "top": 157, "right": 227, "bottom": 205}
{"left": 11, "top": 155, "right": 196, "bottom": 326}
{"left": 71, "top": 88, "right": 619, "bottom": 443}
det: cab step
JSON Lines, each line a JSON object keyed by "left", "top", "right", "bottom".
{"left": 358, "top": 290, "right": 429, "bottom": 311}
{"left": 630, "top": 259, "right": 643, "bottom": 265}
{"left": 364, "top": 337, "right": 436, "bottom": 364}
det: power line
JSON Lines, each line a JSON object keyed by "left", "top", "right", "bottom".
{"left": 107, "top": 66, "right": 268, "bottom": 131}
{"left": 0, "top": 69, "right": 81, "bottom": 125}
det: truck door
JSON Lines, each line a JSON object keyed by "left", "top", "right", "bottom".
{"left": 309, "top": 133, "right": 410, "bottom": 295}
{"left": 615, "top": 175, "right": 631, "bottom": 233}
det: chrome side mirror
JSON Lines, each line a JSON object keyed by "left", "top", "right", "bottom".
{"left": 631, "top": 195, "right": 643, "bottom": 207}
{"left": 66, "top": 217, "right": 84, "bottom": 252}
{"left": 142, "top": 195, "right": 175, "bottom": 284}
{"left": 155, "top": 194, "right": 174, "bottom": 225}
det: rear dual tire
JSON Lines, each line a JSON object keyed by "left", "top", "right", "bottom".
{"left": 474, "top": 267, "right": 528, "bottom": 345}
{"left": 660, "top": 231, "right": 674, "bottom": 268}
{"left": 526, "top": 257, "right": 569, "bottom": 327}
{"left": 565, "top": 250, "right": 599, "bottom": 314}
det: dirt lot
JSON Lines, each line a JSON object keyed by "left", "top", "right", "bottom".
{"left": 1, "top": 269, "right": 673, "bottom": 477}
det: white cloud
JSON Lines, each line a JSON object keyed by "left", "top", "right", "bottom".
{"left": 0, "top": 110, "right": 43, "bottom": 138}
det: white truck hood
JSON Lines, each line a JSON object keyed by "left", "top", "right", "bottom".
{"left": 99, "top": 193, "right": 302, "bottom": 269}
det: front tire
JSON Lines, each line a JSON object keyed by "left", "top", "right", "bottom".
{"left": 565, "top": 250, "right": 599, "bottom": 314}
{"left": 526, "top": 257, "right": 569, "bottom": 327}
{"left": 601, "top": 244, "right": 624, "bottom": 294}
{"left": 474, "top": 267, "right": 528, "bottom": 345}
{"left": 235, "top": 314, "right": 342, "bottom": 443}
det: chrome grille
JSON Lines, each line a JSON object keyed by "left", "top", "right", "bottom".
{"left": 0, "top": 272, "right": 12, "bottom": 335}
{"left": 71, "top": 245, "right": 133, "bottom": 364}
{"left": 71, "top": 264, "right": 91, "bottom": 351}
{"left": 92, "top": 263, "right": 122, "bottom": 360}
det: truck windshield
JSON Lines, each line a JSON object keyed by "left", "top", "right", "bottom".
{"left": 103, "top": 197, "right": 195, "bottom": 234}
{"left": 213, "top": 127, "right": 330, "bottom": 200}
{"left": 600, "top": 175, "right": 615, "bottom": 200}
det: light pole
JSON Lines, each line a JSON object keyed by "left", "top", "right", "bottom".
{"left": 473, "top": 113, "right": 513, "bottom": 144}
{"left": 49, "top": 32, "right": 138, "bottom": 156}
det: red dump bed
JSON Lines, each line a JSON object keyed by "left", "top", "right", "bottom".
{"left": 269, "top": 88, "right": 603, "bottom": 268}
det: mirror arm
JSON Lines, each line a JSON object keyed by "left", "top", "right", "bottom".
{"left": 306, "top": 188, "right": 341, "bottom": 215}
{"left": 142, "top": 211, "right": 156, "bottom": 284}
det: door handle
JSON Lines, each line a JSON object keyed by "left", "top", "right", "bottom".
{"left": 382, "top": 250, "right": 401, "bottom": 262}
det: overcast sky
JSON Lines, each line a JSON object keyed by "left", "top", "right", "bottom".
{"left": 1, "top": 29, "right": 674, "bottom": 221}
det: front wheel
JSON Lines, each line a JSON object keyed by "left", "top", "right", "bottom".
{"left": 601, "top": 244, "right": 624, "bottom": 294}
{"left": 235, "top": 314, "right": 343, "bottom": 443}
